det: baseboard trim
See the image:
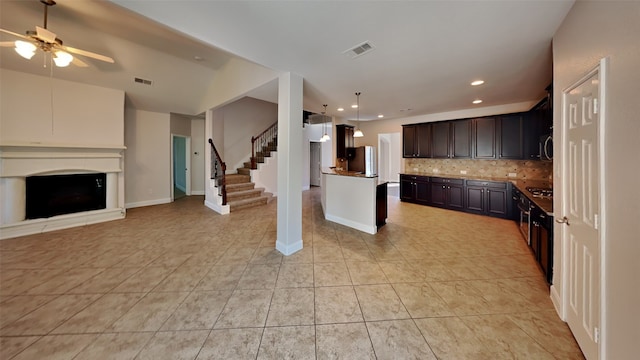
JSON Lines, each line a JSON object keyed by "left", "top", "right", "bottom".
{"left": 550, "top": 284, "right": 563, "bottom": 320}
{"left": 125, "top": 198, "right": 172, "bottom": 209}
{"left": 190, "top": 190, "right": 205, "bottom": 195}
{"left": 324, "top": 213, "right": 377, "bottom": 235}
{"left": 204, "top": 199, "right": 230, "bottom": 215}
{"left": 276, "top": 239, "right": 303, "bottom": 256}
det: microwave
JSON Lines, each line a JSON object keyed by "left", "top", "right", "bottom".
{"left": 539, "top": 134, "right": 553, "bottom": 161}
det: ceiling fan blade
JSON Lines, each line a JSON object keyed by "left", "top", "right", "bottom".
{"left": 71, "top": 56, "right": 89, "bottom": 68}
{"left": 0, "top": 41, "right": 15, "bottom": 47}
{"left": 0, "top": 28, "right": 29, "bottom": 40}
{"left": 63, "top": 45, "right": 114, "bottom": 64}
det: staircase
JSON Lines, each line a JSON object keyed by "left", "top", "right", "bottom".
{"left": 227, "top": 124, "right": 277, "bottom": 211}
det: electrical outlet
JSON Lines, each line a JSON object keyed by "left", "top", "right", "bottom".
{"left": 508, "top": 172, "right": 517, "bottom": 178}
{"left": 460, "top": 170, "right": 467, "bottom": 175}
{"left": 433, "top": 168, "right": 439, "bottom": 173}
{"left": 413, "top": 168, "right": 418, "bottom": 171}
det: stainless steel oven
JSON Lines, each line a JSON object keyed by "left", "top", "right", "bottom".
{"left": 517, "top": 194, "right": 532, "bottom": 244}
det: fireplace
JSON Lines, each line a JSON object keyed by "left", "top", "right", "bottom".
{"left": 26, "top": 173, "right": 107, "bottom": 219}
{"left": 0, "top": 144, "right": 125, "bottom": 240}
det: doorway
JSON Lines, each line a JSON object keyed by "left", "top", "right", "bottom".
{"left": 309, "top": 141, "right": 321, "bottom": 187}
{"left": 560, "top": 59, "right": 606, "bottom": 360}
{"left": 172, "top": 134, "right": 191, "bottom": 200}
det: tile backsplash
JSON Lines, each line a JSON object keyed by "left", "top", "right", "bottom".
{"left": 404, "top": 158, "right": 552, "bottom": 181}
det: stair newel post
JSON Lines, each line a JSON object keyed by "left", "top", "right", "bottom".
{"left": 251, "top": 135, "right": 257, "bottom": 170}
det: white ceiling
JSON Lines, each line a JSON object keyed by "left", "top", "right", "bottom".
{"left": 1, "top": 0, "right": 575, "bottom": 121}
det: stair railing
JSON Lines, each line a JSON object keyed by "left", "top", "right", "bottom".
{"left": 208, "top": 139, "right": 227, "bottom": 205}
{"left": 251, "top": 121, "right": 278, "bottom": 169}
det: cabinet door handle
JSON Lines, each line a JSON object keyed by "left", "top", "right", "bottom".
{"left": 442, "top": 186, "right": 445, "bottom": 189}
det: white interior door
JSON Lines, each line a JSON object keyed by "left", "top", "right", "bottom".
{"left": 561, "top": 66, "right": 602, "bottom": 360}
{"left": 310, "top": 142, "right": 321, "bottom": 187}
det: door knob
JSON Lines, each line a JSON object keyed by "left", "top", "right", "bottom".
{"left": 556, "top": 216, "right": 570, "bottom": 226}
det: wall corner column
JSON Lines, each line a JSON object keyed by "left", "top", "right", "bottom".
{"left": 276, "top": 72, "right": 303, "bottom": 255}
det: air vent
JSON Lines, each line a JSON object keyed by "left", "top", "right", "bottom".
{"left": 344, "top": 41, "right": 375, "bottom": 58}
{"left": 134, "top": 77, "right": 153, "bottom": 86}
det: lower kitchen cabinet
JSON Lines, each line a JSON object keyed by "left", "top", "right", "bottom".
{"left": 429, "top": 177, "right": 464, "bottom": 210}
{"left": 465, "top": 180, "right": 510, "bottom": 219}
{"left": 400, "top": 174, "right": 430, "bottom": 204}
{"left": 531, "top": 206, "right": 553, "bottom": 284}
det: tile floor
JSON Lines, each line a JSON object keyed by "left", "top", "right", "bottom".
{"left": 0, "top": 188, "right": 585, "bottom": 359}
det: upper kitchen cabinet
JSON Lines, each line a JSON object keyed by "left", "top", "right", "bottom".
{"left": 473, "top": 117, "right": 497, "bottom": 159}
{"left": 432, "top": 119, "right": 472, "bottom": 159}
{"left": 336, "top": 124, "right": 354, "bottom": 159}
{"left": 402, "top": 124, "right": 432, "bottom": 158}
{"left": 498, "top": 113, "right": 525, "bottom": 159}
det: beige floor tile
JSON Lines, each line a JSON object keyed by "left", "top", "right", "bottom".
{"left": 10, "top": 334, "right": 98, "bottom": 360}
{"left": 67, "top": 266, "right": 141, "bottom": 293}
{"left": 315, "top": 323, "right": 375, "bottom": 360}
{"left": 366, "top": 319, "right": 436, "bottom": 360}
{"left": 258, "top": 325, "right": 315, "bottom": 360}
{"left": 461, "top": 314, "right": 556, "bottom": 359}
{"left": 137, "top": 330, "right": 210, "bottom": 360}
{"left": 354, "top": 284, "right": 410, "bottom": 321}
{"left": 148, "top": 252, "right": 194, "bottom": 267}
{"left": 112, "top": 266, "right": 177, "bottom": 293}
{"left": 314, "top": 262, "right": 352, "bottom": 287}
{"left": 276, "top": 263, "right": 314, "bottom": 288}
{"left": 196, "top": 264, "right": 247, "bottom": 290}
{"left": 161, "top": 290, "right": 231, "bottom": 330}
{"left": 0, "top": 295, "right": 56, "bottom": 329}
{"left": 346, "top": 261, "right": 389, "bottom": 285}
{"left": 74, "top": 332, "right": 154, "bottom": 360}
{"left": 281, "top": 247, "right": 313, "bottom": 263}
{"left": 52, "top": 293, "right": 144, "bottom": 333}
{"left": 153, "top": 265, "right": 211, "bottom": 292}
{"left": 340, "top": 246, "right": 377, "bottom": 262}
{"left": 314, "top": 286, "right": 363, "bottom": 324}
{"left": 214, "top": 289, "right": 273, "bottom": 328}
{"left": 216, "top": 247, "right": 256, "bottom": 265}
{"left": 0, "top": 336, "right": 40, "bottom": 359}
{"left": 0, "top": 294, "right": 101, "bottom": 336}
{"left": 112, "top": 249, "right": 163, "bottom": 268}
{"left": 236, "top": 264, "right": 280, "bottom": 290}
{"left": 108, "top": 291, "right": 189, "bottom": 332}
{"left": 313, "top": 245, "right": 344, "bottom": 262}
{"left": 378, "top": 261, "right": 425, "bottom": 283}
{"left": 392, "top": 282, "right": 454, "bottom": 318}
{"left": 429, "top": 281, "right": 494, "bottom": 316}
{"left": 24, "top": 267, "right": 105, "bottom": 295}
{"left": 0, "top": 268, "right": 65, "bottom": 295}
{"left": 196, "top": 328, "right": 263, "bottom": 359}
{"left": 250, "top": 247, "right": 284, "bottom": 264}
{"left": 414, "top": 317, "right": 493, "bottom": 360}
{"left": 266, "top": 287, "right": 315, "bottom": 326}
{"left": 508, "top": 310, "right": 586, "bottom": 360}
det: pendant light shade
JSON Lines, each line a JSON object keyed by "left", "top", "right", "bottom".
{"left": 320, "top": 104, "right": 331, "bottom": 142}
{"left": 353, "top": 92, "right": 364, "bottom": 137}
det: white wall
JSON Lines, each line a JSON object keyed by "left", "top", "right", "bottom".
{"left": 219, "top": 97, "right": 278, "bottom": 172}
{"left": 0, "top": 69, "right": 124, "bottom": 146}
{"left": 124, "top": 109, "right": 171, "bottom": 208}
{"left": 191, "top": 118, "right": 205, "bottom": 195}
{"left": 553, "top": 1, "right": 640, "bottom": 358}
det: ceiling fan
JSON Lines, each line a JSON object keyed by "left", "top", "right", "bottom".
{"left": 0, "top": 0, "right": 114, "bottom": 67}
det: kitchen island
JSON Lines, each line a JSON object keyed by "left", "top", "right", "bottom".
{"left": 321, "top": 168, "right": 387, "bottom": 234}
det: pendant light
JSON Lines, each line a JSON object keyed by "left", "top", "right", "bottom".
{"left": 353, "top": 92, "right": 364, "bottom": 137}
{"left": 320, "top": 104, "right": 331, "bottom": 142}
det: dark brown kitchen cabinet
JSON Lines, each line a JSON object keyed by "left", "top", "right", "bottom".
{"left": 402, "top": 124, "right": 431, "bottom": 158}
{"left": 498, "top": 113, "right": 525, "bottom": 159}
{"left": 465, "top": 180, "right": 510, "bottom": 219}
{"left": 531, "top": 205, "right": 553, "bottom": 284}
{"left": 376, "top": 182, "right": 388, "bottom": 229}
{"left": 400, "top": 174, "right": 429, "bottom": 204}
{"left": 432, "top": 120, "right": 471, "bottom": 159}
{"left": 429, "top": 177, "right": 464, "bottom": 210}
{"left": 336, "top": 124, "right": 354, "bottom": 159}
{"left": 473, "top": 117, "right": 497, "bottom": 159}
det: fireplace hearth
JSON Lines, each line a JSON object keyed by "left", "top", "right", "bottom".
{"left": 26, "top": 173, "right": 107, "bottom": 219}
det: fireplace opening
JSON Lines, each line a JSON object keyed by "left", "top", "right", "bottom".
{"left": 26, "top": 173, "right": 107, "bottom": 220}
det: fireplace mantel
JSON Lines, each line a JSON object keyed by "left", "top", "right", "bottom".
{"left": 0, "top": 143, "right": 126, "bottom": 239}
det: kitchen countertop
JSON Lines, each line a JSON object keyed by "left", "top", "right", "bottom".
{"left": 323, "top": 167, "right": 383, "bottom": 182}
{"left": 400, "top": 172, "right": 554, "bottom": 215}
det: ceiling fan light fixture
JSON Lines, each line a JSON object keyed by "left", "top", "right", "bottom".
{"left": 14, "top": 40, "right": 36, "bottom": 59}
{"left": 53, "top": 50, "right": 73, "bottom": 67}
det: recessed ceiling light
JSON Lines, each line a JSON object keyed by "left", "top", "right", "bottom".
{"left": 194, "top": 56, "right": 204, "bottom": 61}
{"left": 351, "top": 104, "right": 358, "bottom": 109}
{"left": 471, "top": 80, "right": 484, "bottom": 86}
{"left": 378, "top": 114, "right": 384, "bottom": 118}
{"left": 473, "top": 99, "right": 483, "bottom": 104}
{"left": 337, "top": 107, "right": 344, "bottom": 112}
